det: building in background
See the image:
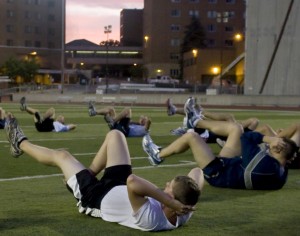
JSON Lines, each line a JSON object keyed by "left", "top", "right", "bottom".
{"left": 244, "top": 0, "right": 300, "bottom": 96}
{"left": 120, "top": 9, "right": 144, "bottom": 47}
{"left": 0, "top": 0, "right": 64, "bottom": 83}
{"left": 143, "top": 0, "right": 245, "bottom": 88}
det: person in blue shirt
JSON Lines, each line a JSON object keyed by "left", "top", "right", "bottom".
{"left": 143, "top": 97, "right": 299, "bottom": 190}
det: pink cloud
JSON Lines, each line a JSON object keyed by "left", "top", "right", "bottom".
{"left": 66, "top": 0, "right": 143, "bottom": 44}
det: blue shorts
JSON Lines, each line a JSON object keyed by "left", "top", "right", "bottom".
{"left": 203, "top": 157, "right": 245, "bottom": 189}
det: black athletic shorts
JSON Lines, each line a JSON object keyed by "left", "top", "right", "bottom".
{"left": 34, "top": 112, "right": 54, "bottom": 132}
{"left": 67, "top": 165, "right": 132, "bottom": 209}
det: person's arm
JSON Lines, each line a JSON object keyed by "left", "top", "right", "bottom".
{"left": 67, "top": 124, "right": 77, "bottom": 131}
{"left": 126, "top": 174, "right": 194, "bottom": 215}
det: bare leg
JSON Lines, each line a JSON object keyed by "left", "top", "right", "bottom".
{"left": 43, "top": 107, "right": 55, "bottom": 119}
{"left": 202, "top": 111, "right": 236, "bottom": 122}
{"left": 194, "top": 120, "right": 243, "bottom": 157}
{"left": 240, "top": 118, "right": 259, "bottom": 130}
{"left": 20, "top": 140, "right": 85, "bottom": 180}
{"left": 159, "top": 132, "right": 215, "bottom": 168}
{"left": 0, "top": 107, "right": 5, "bottom": 120}
{"left": 88, "top": 130, "right": 131, "bottom": 175}
{"left": 95, "top": 107, "right": 116, "bottom": 117}
{"left": 113, "top": 107, "right": 131, "bottom": 122}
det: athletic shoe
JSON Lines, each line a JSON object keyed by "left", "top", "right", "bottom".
{"left": 104, "top": 114, "right": 115, "bottom": 129}
{"left": 5, "top": 116, "right": 27, "bottom": 158}
{"left": 216, "top": 138, "right": 226, "bottom": 148}
{"left": 88, "top": 101, "right": 97, "bottom": 117}
{"left": 184, "top": 97, "right": 201, "bottom": 129}
{"left": 170, "top": 126, "right": 187, "bottom": 136}
{"left": 142, "top": 134, "right": 163, "bottom": 165}
{"left": 20, "top": 97, "right": 27, "bottom": 111}
{"left": 166, "top": 98, "right": 176, "bottom": 116}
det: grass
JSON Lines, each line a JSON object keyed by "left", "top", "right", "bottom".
{"left": 0, "top": 102, "right": 300, "bottom": 236}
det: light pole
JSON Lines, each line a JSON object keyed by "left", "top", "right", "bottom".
{"left": 216, "top": 11, "right": 229, "bottom": 94}
{"left": 104, "top": 25, "right": 112, "bottom": 94}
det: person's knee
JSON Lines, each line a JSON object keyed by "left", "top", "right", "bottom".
{"left": 107, "top": 129, "right": 124, "bottom": 139}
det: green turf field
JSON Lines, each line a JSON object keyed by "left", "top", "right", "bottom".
{"left": 0, "top": 102, "right": 299, "bottom": 236}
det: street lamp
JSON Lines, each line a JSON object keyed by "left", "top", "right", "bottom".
{"left": 104, "top": 25, "right": 112, "bottom": 94}
{"left": 216, "top": 11, "right": 229, "bottom": 94}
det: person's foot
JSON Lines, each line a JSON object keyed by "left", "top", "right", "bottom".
{"left": 104, "top": 114, "right": 115, "bottom": 129}
{"left": 184, "top": 97, "right": 200, "bottom": 129}
{"left": 142, "top": 134, "right": 163, "bottom": 165}
{"left": 20, "top": 97, "right": 27, "bottom": 111}
{"left": 166, "top": 98, "right": 176, "bottom": 116}
{"left": 88, "top": 101, "right": 97, "bottom": 117}
{"left": 170, "top": 126, "right": 187, "bottom": 136}
{"left": 4, "top": 114, "right": 27, "bottom": 158}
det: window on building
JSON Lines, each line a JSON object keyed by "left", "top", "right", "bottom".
{"left": 7, "top": 0, "right": 14, "bottom": 3}
{"left": 207, "top": 24, "right": 216, "bottom": 32}
{"left": 225, "top": 26, "right": 234, "bottom": 32}
{"left": 6, "top": 25, "right": 14, "bottom": 33}
{"left": 189, "top": 10, "right": 199, "bottom": 18}
{"left": 6, "top": 39, "right": 13, "bottom": 46}
{"left": 225, "top": 39, "right": 233, "bottom": 46}
{"left": 208, "top": 0, "right": 217, "bottom": 3}
{"left": 206, "top": 39, "right": 216, "bottom": 47}
{"left": 25, "top": 40, "right": 32, "bottom": 47}
{"left": 25, "top": 0, "right": 32, "bottom": 4}
{"left": 170, "top": 53, "right": 180, "bottom": 60}
{"left": 171, "top": 38, "right": 181, "bottom": 47}
{"left": 171, "top": 9, "right": 181, "bottom": 17}
{"left": 6, "top": 10, "right": 14, "bottom": 18}
{"left": 25, "top": 11, "right": 32, "bottom": 19}
{"left": 35, "top": 41, "right": 41, "bottom": 47}
{"left": 35, "top": 27, "right": 41, "bottom": 34}
{"left": 48, "top": 28, "right": 55, "bottom": 36}
{"left": 170, "top": 24, "right": 180, "bottom": 32}
{"left": 226, "top": 0, "right": 235, "bottom": 4}
{"left": 25, "top": 26, "right": 32, "bottom": 33}
{"left": 170, "top": 69, "right": 179, "bottom": 77}
{"left": 228, "top": 11, "right": 235, "bottom": 18}
{"left": 48, "top": 42, "right": 55, "bottom": 48}
{"left": 171, "top": 0, "right": 181, "bottom": 3}
{"left": 36, "top": 12, "right": 41, "bottom": 20}
{"left": 48, "top": 0, "right": 55, "bottom": 7}
{"left": 48, "top": 14, "right": 55, "bottom": 21}
{"left": 34, "top": 0, "right": 41, "bottom": 5}
{"left": 207, "top": 11, "right": 217, "bottom": 18}
{"left": 189, "top": 0, "right": 199, "bottom": 3}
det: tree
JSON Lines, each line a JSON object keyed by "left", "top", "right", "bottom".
{"left": 1, "top": 57, "right": 40, "bottom": 83}
{"left": 99, "top": 39, "right": 120, "bottom": 46}
{"left": 179, "top": 17, "right": 207, "bottom": 80}
{"left": 181, "top": 16, "right": 207, "bottom": 53}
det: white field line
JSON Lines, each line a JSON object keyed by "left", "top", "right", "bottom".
{"left": 0, "top": 161, "right": 196, "bottom": 182}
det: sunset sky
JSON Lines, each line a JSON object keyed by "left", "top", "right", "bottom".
{"left": 66, "top": 0, "right": 143, "bottom": 44}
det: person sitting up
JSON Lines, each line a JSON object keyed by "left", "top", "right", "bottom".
{"left": 4, "top": 113, "right": 203, "bottom": 232}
